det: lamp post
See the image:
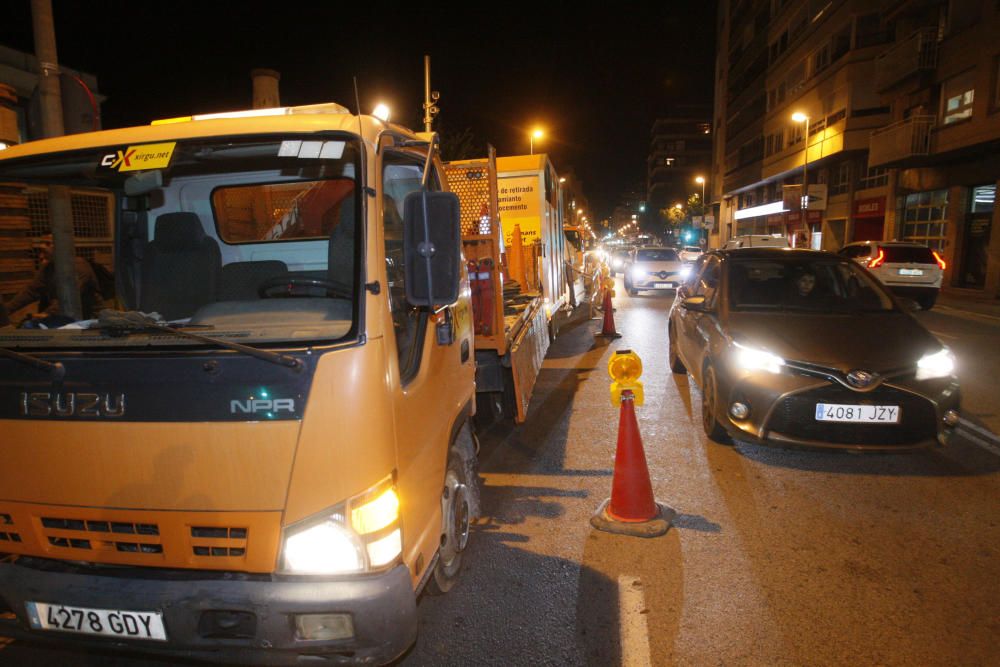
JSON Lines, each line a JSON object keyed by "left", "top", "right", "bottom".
{"left": 530, "top": 128, "right": 544, "bottom": 155}
{"left": 695, "top": 175, "right": 706, "bottom": 243}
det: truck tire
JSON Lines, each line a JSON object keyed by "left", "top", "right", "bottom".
{"left": 427, "top": 422, "right": 481, "bottom": 595}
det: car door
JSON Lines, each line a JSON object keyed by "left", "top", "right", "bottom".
{"left": 676, "top": 256, "right": 720, "bottom": 381}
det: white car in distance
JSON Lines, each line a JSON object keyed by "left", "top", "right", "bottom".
{"left": 678, "top": 245, "right": 704, "bottom": 263}
{"left": 625, "top": 247, "right": 689, "bottom": 296}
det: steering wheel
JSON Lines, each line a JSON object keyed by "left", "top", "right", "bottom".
{"left": 257, "top": 276, "right": 352, "bottom": 299}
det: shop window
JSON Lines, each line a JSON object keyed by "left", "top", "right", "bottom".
{"left": 971, "top": 184, "right": 995, "bottom": 213}
{"left": 898, "top": 189, "right": 949, "bottom": 250}
{"left": 942, "top": 70, "right": 976, "bottom": 124}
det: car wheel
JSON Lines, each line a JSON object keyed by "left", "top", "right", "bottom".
{"left": 668, "top": 325, "right": 686, "bottom": 374}
{"left": 700, "top": 364, "right": 729, "bottom": 443}
{"left": 918, "top": 292, "right": 938, "bottom": 310}
{"left": 628, "top": 288, "right": 639, "bottom": 297}
{"left": 426, "top": 423, "right": 481, "bottom": 595}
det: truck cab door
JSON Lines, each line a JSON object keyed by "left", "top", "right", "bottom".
{"left": 380, "top": 150, "right": 466, "bottom": 574}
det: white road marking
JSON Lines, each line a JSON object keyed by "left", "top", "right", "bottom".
{"left": 958, "top": 418, "right": 1000, "bottom": 442}
{"left": 935, "top": 304, "right": 1000, "bottom": 324}
{"left": 618, "top": 575, "right": 652, "bottom": 667}
{"left": 929, "top": 330, "right": 958, "bottom": 340}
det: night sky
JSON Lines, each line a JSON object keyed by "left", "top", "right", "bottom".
{"left": 0, "top": 1, "right": 717, "bottom": 218}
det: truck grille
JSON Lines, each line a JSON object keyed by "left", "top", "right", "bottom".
{"left": 191, "top": 526, "right": 248, "bottom": 558}
{"left": 766, "top": 384, "right": 937, "bottom": 446}
{"left": 0, "top": 504, "right": 279, "bottom": 573}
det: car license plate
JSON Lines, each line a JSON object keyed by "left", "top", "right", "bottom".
{"left": 25, "top": 601, "right": 167, "bottom": 641}
{"left": 898, "top": 268, "right": 924, "bottom": 276}
{"left": 654, "top": 282, "right": 673, "bottom": 288}
{"left": 815, "top": 403, "right": 900, "bottom": 423}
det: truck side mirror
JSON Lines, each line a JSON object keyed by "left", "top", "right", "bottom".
{"left": 403, "top": 191, "right": 462, "bottom": 307}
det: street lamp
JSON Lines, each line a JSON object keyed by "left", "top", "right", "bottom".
{"left": 530, "top": 128, "right": 544, "bottom": 155}
{"left": 791, "top": 112, "right": 810, "bottom": 212}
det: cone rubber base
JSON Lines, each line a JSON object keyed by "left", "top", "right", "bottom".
{"left": 590, "top": 498, "right": 675, "bottom": 538}
{"left": 595, "top": 331, "right": 622, "bottom": 339}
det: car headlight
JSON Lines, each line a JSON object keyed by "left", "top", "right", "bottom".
{"left": 280, "top": 479, "right": 401, "bottom": 575}
{"left": 613, "top": 258, "right": 624, "bottom": 269}
{"left": 732, "top": 342, "right": 784, "bottom": 374}
{"left": 631, "top": 267, "right": 646, "bottom": 282}
{"left": 679, "top": 265, "right": 692, "bottom": 279}
{"left": 916, "top": 348, "right": 955, "bottom": 380}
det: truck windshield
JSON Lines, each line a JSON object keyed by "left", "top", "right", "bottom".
{"left": 0, "top": 135, "right": 362, "bottom": 348}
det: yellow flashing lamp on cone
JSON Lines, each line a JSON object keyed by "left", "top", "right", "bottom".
{"left": 609, "top": 350, "right": 644, "bottom": 407}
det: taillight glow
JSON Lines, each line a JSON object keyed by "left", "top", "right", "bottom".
{"left": 932, "top": 250, "right": 947, "bottom": 270}
{"left": 868, "top": 249, "right": 885, "bottom": 269}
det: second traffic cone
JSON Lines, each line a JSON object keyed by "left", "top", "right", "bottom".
{"left": 591, "top": 390, "right": 674, "bottom": 537}
{"left": 595, "top": 283, "right": 621, "bottom": 339}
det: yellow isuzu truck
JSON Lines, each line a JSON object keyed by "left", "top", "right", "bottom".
{"left": 0, "top": 102, "right": 479, "bottom": 664}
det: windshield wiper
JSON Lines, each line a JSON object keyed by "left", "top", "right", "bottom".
{"left": 95, "top": 310, "right": 303, "bottom": 372}
{"left": 0, "top": 346, "right": 66, "bottom": 381}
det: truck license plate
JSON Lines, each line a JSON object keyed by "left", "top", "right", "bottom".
{"left": 898, "top": 268, "right": 924, "bottom": 276}
{"left": 26, "top": 601, "right": 167, "bottom": 641}
{"left": 815, "top": 403, "right": 900, "bottom": 423}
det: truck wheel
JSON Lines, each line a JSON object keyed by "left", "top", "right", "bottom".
{"left": 427, "top": 423, "right": 481, "bottom": 595}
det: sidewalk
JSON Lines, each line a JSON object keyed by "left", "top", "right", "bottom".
{"left": 937, "top": 286, "right": 1000, "bottom": 320}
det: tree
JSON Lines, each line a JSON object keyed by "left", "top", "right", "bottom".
{"left": 439, "top": 126, "right": 482, "bottom": 161}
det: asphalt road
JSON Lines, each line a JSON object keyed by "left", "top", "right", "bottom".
{"left": 2, "top": 284, "right": 998, "bottom": 666}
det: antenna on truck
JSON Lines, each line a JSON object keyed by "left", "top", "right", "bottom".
{"left": 352, "top": 76, "right": 364, "bottom": 138}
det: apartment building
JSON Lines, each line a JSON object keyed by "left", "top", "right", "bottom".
{"left": 647, "top": 106, "right": 713, "bottom": 217}
{"left": 868, "top": 0, "right": 1000, "bottom": 293}
{"left": 714, "top": 0, "right": 1000, "bottom": 295}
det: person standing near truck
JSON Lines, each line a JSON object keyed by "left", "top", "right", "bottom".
{"left": 1, "top": 235, "right": 105, "bottom": 326}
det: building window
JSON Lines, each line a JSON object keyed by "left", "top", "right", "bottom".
{"left": 830, "top": 162, "right": 850, "bottom": 195}
{"left": 899, "top": 189, "right": 949, "bottom": 250}
{"left": 971, "top": 184, "right": 995, "bottom": 213}
{"left": 942, "top": 70, "right": 976, "bottom": 124}
{"left": 858, "top": 164, "right": 888, "bottom": 190}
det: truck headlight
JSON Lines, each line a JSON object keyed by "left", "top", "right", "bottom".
{"left": 916, "top": 348, "right": 955, "bottom": 380}
{"left": 280, "top": 478, "right": 402, "bottom": 575}
{"left": 733, "top": 342, "right": 784, "bottom": 374}
{"left": 283, "top": 517, "right": 365, "bottom": 575}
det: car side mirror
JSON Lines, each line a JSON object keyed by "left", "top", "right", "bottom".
{"left": 681, "top": 295, "right": 709, "bottom": 312}
{"left": 403, "top": 191, "right": 462, "bottom": 308}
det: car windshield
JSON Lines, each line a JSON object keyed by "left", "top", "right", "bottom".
{"left": 0, "top": 135, "right": 362, "bottom": 348}
{"left": 636, "top": 249, "right": 679, "bottom": 262}
{"left": 728, "top": 256, "right": 896, "bottom": 313}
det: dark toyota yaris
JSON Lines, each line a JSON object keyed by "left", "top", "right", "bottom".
{"left": 668, "top": 248, "right": 961, "bottom": 451}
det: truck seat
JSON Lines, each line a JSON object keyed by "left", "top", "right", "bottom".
{"left": 140, "top": 212, "right": 221, "bottom": 320}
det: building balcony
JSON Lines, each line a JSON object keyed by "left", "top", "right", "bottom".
{"left": 868, "top": 115, "right": 935, "bottom": 167}
{"left": 875, "top": 28, "right": 938, "bottom": 92}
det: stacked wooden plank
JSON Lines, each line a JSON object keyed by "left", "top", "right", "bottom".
{"left": 0, "top": 185, "right": 35, "bottom": 302}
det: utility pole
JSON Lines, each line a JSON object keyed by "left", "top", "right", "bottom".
{"left": 422, "top": 55, "right": 439, "bottom": 132}
{"left": 32, "top": 0, "right": 81, "bottom": 319}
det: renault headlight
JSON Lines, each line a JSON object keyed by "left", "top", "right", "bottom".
{"left": 280, "top": 478, "right": 402, "bottom": 575}
{"left": 631, "top": 267, "right": 646, "bottom": 282}
{"left": 733, "top": 342, "right": 784, "bottom": 374}
{"left": 916, "top": 348, "right": 955, "bottom": 380}
{"left": 679, "top": 265, "right": 693, "bottom": 279}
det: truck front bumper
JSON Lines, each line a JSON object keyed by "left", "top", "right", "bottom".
{"left": 0, "top": 557, "right": 416, "bottom": 665}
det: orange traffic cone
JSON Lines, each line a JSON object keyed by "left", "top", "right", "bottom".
{"left": 595, "top": 284, "right": 622, "bottom": 339}
{"left": 591, "top": 390, "right": 674, "bottom": 537}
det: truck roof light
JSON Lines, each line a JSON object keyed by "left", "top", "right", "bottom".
{"left": 151, "top": 102, "right": 352, "bottom": 125}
